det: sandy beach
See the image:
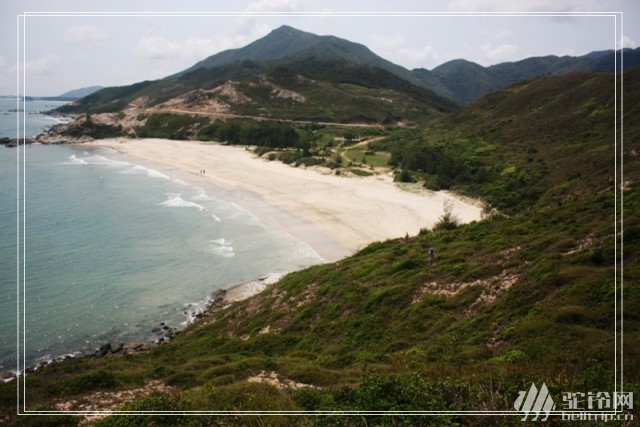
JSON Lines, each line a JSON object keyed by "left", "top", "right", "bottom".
{"left": 85, "top": 138, "right": 484, "bottom": 261}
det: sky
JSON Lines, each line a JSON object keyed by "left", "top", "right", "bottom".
{"left": 0, "top": 0, "right": 638, "bottom": 96}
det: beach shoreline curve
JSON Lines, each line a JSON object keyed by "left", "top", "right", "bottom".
{"left": 81, "top": 137, "right": 485, "bottom": 261}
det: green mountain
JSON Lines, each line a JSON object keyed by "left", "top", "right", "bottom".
{"left": 173, "top": 60, "right": 455, "bottom": 123}
{"left": 6, "top": 67, "right": 638, "bottom": 426}
{"left": 426, "top": 48, "right": 640, "bottom": 104}
{"left": 179, "top": 25, "right": 323, "bottom": 70}
{"left": 487, "top": 48, "right": 640, "bottom": 84}
{"left": 57, "top": 61, "right": 453, "bottom": 125}
{"left": 57, "top": 25, "right": 455, "bottom": 123}
{"left": 428, "top": 59, "right": 506, "bottom": 105}
{"left": 56, "top": 25, "right": 639, "bottom": 120}
{"left": 183, "top": 26, "right": 640, "bottom": 106}
{"left": 179, "top": 25, "right": 427, "bottom": 89}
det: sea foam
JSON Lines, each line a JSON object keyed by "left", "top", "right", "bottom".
{"left": 66, "top": 155, "right": 87, "bottom": 165}
{"left": 210, "top": 238, "right": 235, "bottom": 258}
{"left": 159, "top": 194, "right": 204, "bottom": 211}
{"left": 82, "top": 154, "right": 130, "bottom": 169}
{"left": 122, "top": 164, "right": 171, "bottom": 180}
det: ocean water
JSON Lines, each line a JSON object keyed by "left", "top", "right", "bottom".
{"left": 0, "top": 100, "right": 323, "bottom": 372}
{"left": 0, "top": 98, "right": 70, "bottom": 139}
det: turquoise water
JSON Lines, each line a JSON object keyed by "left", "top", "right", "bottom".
{"left": 0, "top": 103, "right": 323, "bottom": 372}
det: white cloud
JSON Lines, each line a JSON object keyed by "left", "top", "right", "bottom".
{"left": 619, "top": 35, "right": 637, "bottom": 49}
{"left": 448, "top": 0, "right": 599, "bottom": 12}
{"left": 396, "top": 45, "right": 441, "bottom": 69}
{"left": 492, "top": 29, "right": 513, "bottom": 41}
{"left": 245, "top": 0, "right": 302, "bottom": 13}
{"left": 369, "top": 33, "right": 441, "bottom": 69}
{"left": 0, "top": 55, "right": 5, "bottom": 69}
{"left": 369, "top": 33, "right": 407, "bottom": 51}
{"left": 135, "top": 36, "right": 218, "bottom": 62}
{"left": 14, "top": 54, "right": 62, "bottom": 79}
{"left": 132, "top": 15, "right": 276, "bottom": 78}
{"left": 5, "top": 54, "right": 63, "bottom": 94}
{"left": 479, "top": 42, "right": 519, "bottom": 64}
{"left": 63, "top": 25, "right": 110, "bottom": 44}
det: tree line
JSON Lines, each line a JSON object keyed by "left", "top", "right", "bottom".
{"left": 199, "top": 119, "right": 302, "bottom": 149}
{"left": 135, "top": 113, "right": 305, "bottom": 151}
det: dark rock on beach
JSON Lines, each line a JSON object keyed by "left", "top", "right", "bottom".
{"left": 123, "top": 342, "right": 151, "bottom": 354}
{"left": 211, "top": 289, "right": 227, "bottom": 307}
{"left": 0, "top": 370, "right": 16, "bottom": 383}
{"left": 96, "top": 343, "right": 112, "bottom": 357}
{"left": 0, "top": 137, "right": 36, "bottom": 147}
{"left": 152, "top": 321, "right": 178, "bottom": 344}
{"left": 94, "top": 339, "right": 156, "bottom": 358}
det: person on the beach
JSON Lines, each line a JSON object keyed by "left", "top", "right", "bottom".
{"left": 428, "top": 247, "right": 435, "bottom": 266}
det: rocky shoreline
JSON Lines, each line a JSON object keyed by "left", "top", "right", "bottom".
{"left": 0, "top": 137, "right": 37, "bottom": 147}
{"left": 0, "top": 274, "right": 282, "bottom": 384}
{"left": 0, "top": 119, "right": 91, "bottom": 148}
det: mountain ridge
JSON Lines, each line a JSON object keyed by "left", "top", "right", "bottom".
{"left": 60, "top": 25, "right": 640, "bottom": 118}
{"left": 177, "top": 25, "right": 640, "bottom": 105}
{"left": 179, "top": 25, "right": 425, "bottom": 89}
{"left": 179, "top": 26, "right": 322, "bottom": 72}
{"left": 179, "top": 25, "right": 640, "bottom": 105}
{"left": 56, "top": 26, "right": 458, "bottom": 125}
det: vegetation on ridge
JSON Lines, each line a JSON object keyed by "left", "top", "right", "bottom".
{"left": 378, "top": 71, "right": 627, "bottom": 215}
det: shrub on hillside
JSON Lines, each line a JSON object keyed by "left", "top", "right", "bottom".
{"left": 433, "top": 200, "right": 460, "bottom": 231}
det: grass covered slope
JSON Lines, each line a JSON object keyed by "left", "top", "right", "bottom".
{"left": 3, "top": 69, "right": 638, "bottom": 426}
{"left": 380, "top": 69, "right": 635, "bottom": 215}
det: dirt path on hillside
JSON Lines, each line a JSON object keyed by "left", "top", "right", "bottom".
{"left": 157, "top": 108, "right": 385, "bottom": 128}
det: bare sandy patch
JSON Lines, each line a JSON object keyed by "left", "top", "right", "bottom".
{"left": 53, "top": 380, "right": 173, "bottom": 426}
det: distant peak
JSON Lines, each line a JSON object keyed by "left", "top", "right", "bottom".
{"left": 270, "top": 25, "right": 304, "bottom": 35}
{"left": 274, "top": 24, "right": 296, "bottom": 31}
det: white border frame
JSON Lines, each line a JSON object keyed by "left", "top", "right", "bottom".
{"left": 14, "top": 10, "right": 626, "bottom": 420}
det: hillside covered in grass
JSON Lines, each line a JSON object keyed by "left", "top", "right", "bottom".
{"left": 55, "top": 61, "right": 453, "bottom": 127}
{"left": 378, "top": 69, "right": 637, "bottom": 216}
{"left": 2, "top": 68, "right": 638, "bottom": 426}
